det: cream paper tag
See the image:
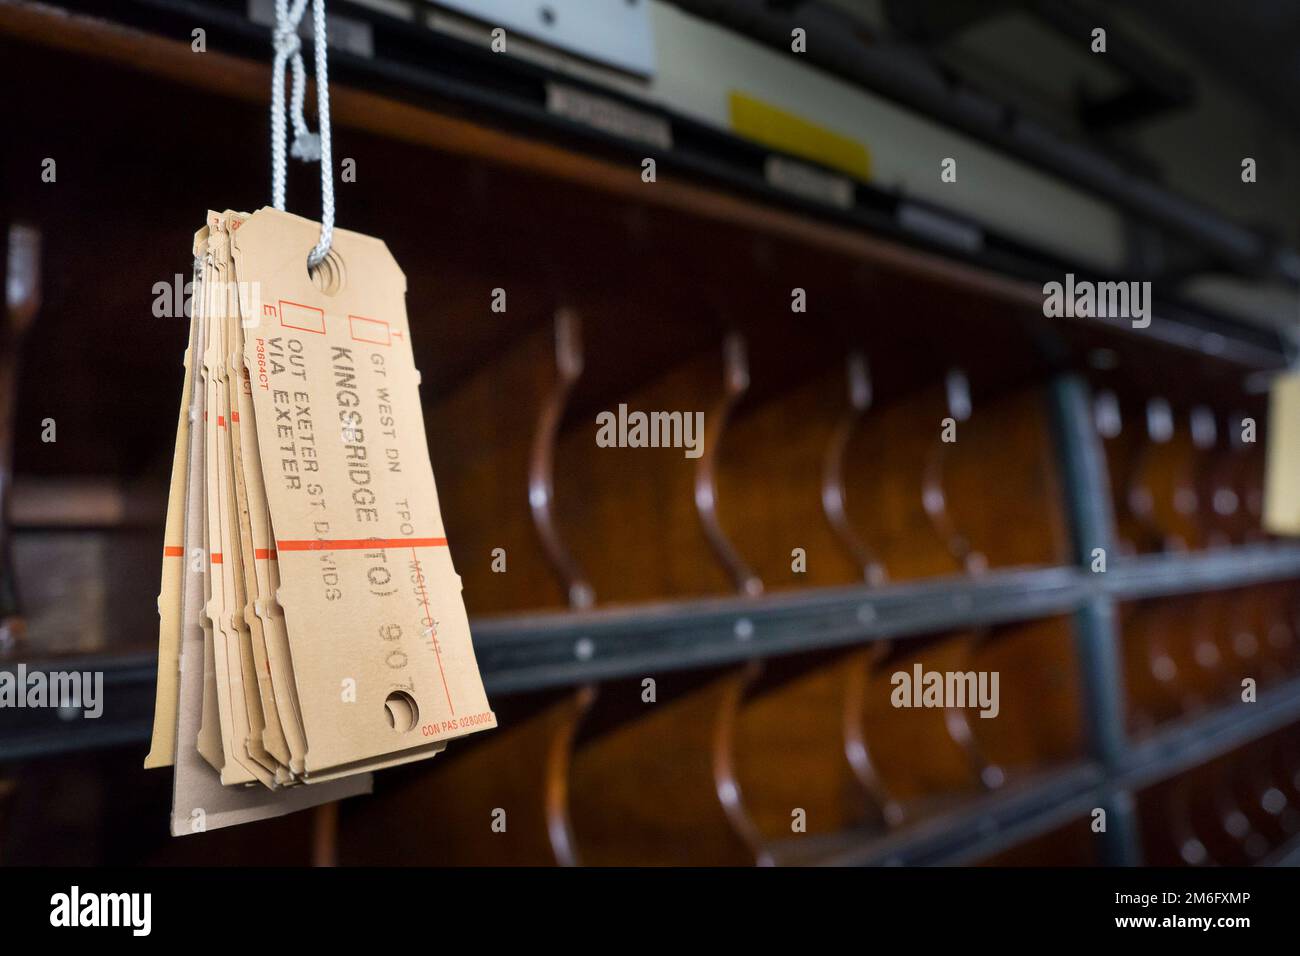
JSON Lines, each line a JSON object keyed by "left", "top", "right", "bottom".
{"left": 1264, "top": 371, "right": 1300, "bottom": 535}
{"left": 233, "top": 208, "right": 496, "bottom": 774}
{"left": 144, "top": 230, "right": 205, "bottom": 770}
{"left": 194, "top": 216, "right": 227, "bottom": 776}
{"left": 225, "top": 211, "right": 295, "bottom": 775}
{"left": 214, "top": 215, "right": 281, "bottom": 783}
{"left": 201, "top": 216, "right": 268, "bottom": 786}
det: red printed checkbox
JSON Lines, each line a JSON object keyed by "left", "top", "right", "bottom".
{"left": 279, "top": 299, "right": 326, "bottom": 334}
{"left": 349, "top": 314, "right": 391, "bottom": 346}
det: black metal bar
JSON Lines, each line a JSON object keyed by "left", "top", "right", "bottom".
{"left": 473, "top": 565, "right": 1088, "bottom": 694}
{"left": 1097, "top": 787, "right": 1142, "bottom": 867}
{"left": 1049, "top": 374, "right": 1116, "bottom": 565}
{"left": 813, "top": 678, "right": 1300, "bottom": 866}
{"left": 1067, "top": 597, "right": 1128, "bottom": 771}
{"left": 1115, "top": 676, "right": 1300, "bottom": 792}
{"left": 0, "top": 655, "right": 157, "bottom": 763}
{"left": 1075, "top": 599, "right": 1142, "bottom": 865}
{"left": 1105, "top": 545, "right": 1300, "bottom": 601}
{"left": 0, "top": 719, "right": 154, "bottom": 763}
{"left": 820, "top": 762, "right": 1105, "bottom": 866}
{"left": 1047, "top": 373, "right": 1141, "bottom": 863}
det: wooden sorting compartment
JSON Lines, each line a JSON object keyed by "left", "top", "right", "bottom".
{"left": 403, "top": 191, "right": 1076, "bottom": 620}
{"left": 332, "top": 614, "right": 1083, "bottom": 867}
{"left": 1137, "top": 722, "right": 1300, "bottom": 866}
{"left": 564, "top": 669, "right": 757, "bottom": 866}
{"left": 707, "top": 293, "right": 1070, "bottom": 595}
{"left": 1090, "top": 369, "right": 1271, "bottom": 557}
{"left": 548, "top": 306, "right": 733, "bottom": 608}
{"left": 1120, "top": 584, "right": 1300, "bottom": 736}
{"left": 428, "top": 318, "right": 580, "bottom": 615}
{"left": 340, "top": 670, "right": 760, "bottom": 867}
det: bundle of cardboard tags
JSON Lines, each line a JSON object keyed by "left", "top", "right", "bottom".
{"left": 145, "top": 208, "right": 496, "bottom": 836}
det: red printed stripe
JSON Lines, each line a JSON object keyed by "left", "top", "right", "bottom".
{"left": 411, "top": 546, "right": 454, "bottom": 715}
{"left": 217, "top": 415, "right": 226, "bottom": 428}
{"left": 211, "top": 552, "right": 223, "bottom": 564}
{"left": 275, "top": 537, "right": 448, "bottom": 552}
{"left": 254, "top": 548, "right": 277, "bottom": 560}
{"left": 163, "top": 546, "right": 184, "bottom": 557}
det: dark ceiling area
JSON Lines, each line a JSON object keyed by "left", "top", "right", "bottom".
{"left": 1126, "top": 0, "right": 1300, "bottom": 129}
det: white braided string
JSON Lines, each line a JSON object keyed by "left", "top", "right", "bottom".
{"left": 271, "top": 0, "right": 334, "bottom": 269}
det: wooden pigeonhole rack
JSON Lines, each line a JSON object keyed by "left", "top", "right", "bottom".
{"left": 1, "top": 0, "right": 1299, "bottom": 867}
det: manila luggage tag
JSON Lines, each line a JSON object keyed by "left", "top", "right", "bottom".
{"left": 144, "top": 229, "right": 205, "bottom": 770}
{"left": 1264, "top": 370, "right": 1300, "bottom": 535}
{"left": 215, "top": 214, "right": 287, "bottom": 785}
{"left": 213, "top": 212, "right": 282, "bottom": 785}
{"left": 200, "top": 216, "right": 268, "bottom": 786}
{"left": 232, "top": 207, "right": 496, "bottom": 775}
{"left": 172, "top": 215, "right": 370, "bottom": 833}
{"left": 223, "top": 210, "right": 295, "bottom": 779}
{"left": 231, "top": 299, "right": 312, "bottom": 777}
{"left": 193, "top": 217, "right": 227, "bottom": 776}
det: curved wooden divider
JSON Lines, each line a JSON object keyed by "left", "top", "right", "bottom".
{"left": 823, "top": 353, "right": 888, "bottom": 586}
{"left": 1125, "top": 397, "right": 1201, "bottom": 553}
{"left": 1162, "top": 773, "right": 1212, "bottom": 865}
{"left": 708, "top": 342, "right": 906, "bottom": 861}
{"left": 914, "top": 373, "right": 1075, "bottom": 791}
{"left": 1119, "top": 406, "right": 1225, "bottom": 723}
{"left": 1232, "top": 748, "right": 1298, "bottom": 846}
{"left": 343, "top": 306, "right": 599, "bottom": 866}
{"left": 1121, "top": 599, "right": 1197, "bottom": 734}
{"left": 696, "top": 332, "right": 762, "bottom": 597}
{"left": 553, "top": 332, "right": 763, "bottom": 865}
{"left": 967, "top": 616, "right": 1085, "bottom": 779}
{"left": 707, "top": 350, "right": 1074, "bottom": 858}
{"left": 528, "top": 308, "right": 594, "bottom": 609}
{"left": 727, "top": 651, "right": 893, "bottom": 862}
{"left": 428, "top": 310, "right": 577, "bottom": 615}
{"left": 1094, "top": 386, "right": 1145, "bottom": 556}
{"left": 550, "top": 342, "right": 734, "bottom": 606}
{"left": 565, "top": 670, "right": 758, "bottom": 866}
{"left": 836, "top": 375, "right": 989, "bottom": 799}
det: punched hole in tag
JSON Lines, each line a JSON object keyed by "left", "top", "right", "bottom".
{"left": 384, "top": 690, "right": 419, "bottom": 732}
{"left": 308, "top": 246, "right": 346, "bottom": 296}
